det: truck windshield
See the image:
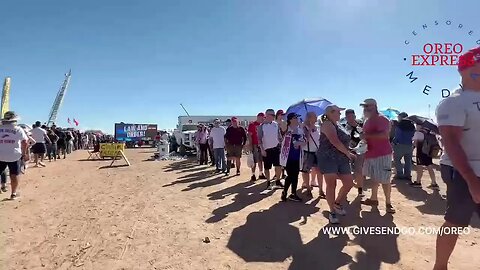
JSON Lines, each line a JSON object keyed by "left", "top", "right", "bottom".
{"left": 182, "top": 125, "right": 198, "bottom": 131}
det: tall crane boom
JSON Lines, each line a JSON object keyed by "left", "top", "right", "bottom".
{"left": 1, "top": 77, "right": 11, "bottom": 117}
{"left": 47, "top": 70, "right": 71, "bottom": 126}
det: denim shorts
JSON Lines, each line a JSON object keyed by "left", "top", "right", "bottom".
{"left": 317, "top": 156, "right": 351, "bottom": 175}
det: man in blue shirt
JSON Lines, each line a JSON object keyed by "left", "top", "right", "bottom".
{"left": 393, "top": 112, "right": 416, "bottom": 180}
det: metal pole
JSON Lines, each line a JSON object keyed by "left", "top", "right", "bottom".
{"left": 180, "top": 103, "right": 190, "bottom": 116}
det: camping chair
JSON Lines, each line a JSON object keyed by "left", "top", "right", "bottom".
{"left": 87, "top": 143, "right": 101, "bottom": 160}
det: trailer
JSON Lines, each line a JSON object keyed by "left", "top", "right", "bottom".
{"left": 114, "top": 123, "right": 158, "bottom": 148}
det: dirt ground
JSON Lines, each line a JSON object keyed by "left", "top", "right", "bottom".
{"left": 0, "top": 149, "right": 478, "bottom": 270}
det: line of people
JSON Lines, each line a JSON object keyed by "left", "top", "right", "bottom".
{"left": 0, "top": 114, "right": 98, "bottom": 200}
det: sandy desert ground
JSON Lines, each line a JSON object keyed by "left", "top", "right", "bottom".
{"left": 0, "top": 149, "right": 478, "bottom": 270}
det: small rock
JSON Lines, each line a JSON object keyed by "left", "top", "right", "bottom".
{"left": 41, "top": 263, "right": 46, "bottom": 267}
{"left": 72, "top": 238, "right": 77, "bottom": 241}
{"left": 202, "top": 237, "right": 210, "bottom": 243}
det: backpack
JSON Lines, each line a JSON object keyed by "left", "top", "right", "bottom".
{"left": 421, "top": 132, "right": 442, "bottom": 158}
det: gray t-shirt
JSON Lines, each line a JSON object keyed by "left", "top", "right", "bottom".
{"left": 436, "top": 89, "right": 480, "bottom": 176}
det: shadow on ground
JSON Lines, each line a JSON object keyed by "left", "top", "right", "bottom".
{"left": 227, "top": 201, "right": 400, "bottom": 270}
{"left": 205, "top": 180, "right": 284, "bottom": 223}
{"left": 163, "top": 159, "right": 198, "bottom": 172}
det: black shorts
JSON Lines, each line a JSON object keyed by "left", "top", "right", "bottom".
{"left": 441, "top": 165, "right": 480, "bottom": 226}
{"left": 263, "top": 147, "right": 280, "bottom": 170}
{"left": 0, "top": 160, "right": 22, "bottom": 176}
{"left": 32, "top": 143, "right": 47, "bottom": 154}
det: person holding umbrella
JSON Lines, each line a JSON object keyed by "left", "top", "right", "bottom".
{"left": 317, "top": 105, "right": 355, "bottom": 224}
{"left": 301, "top": 111, "right": 324, "bottom": 198}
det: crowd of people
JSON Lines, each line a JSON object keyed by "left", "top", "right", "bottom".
{"left": 0, "top": 46, "right": 478, "bottom": 270}
{"left": 189, "top": 47, "right": 480, "bottom": 269}
{"left": 0, "top": 118, "right": 106, "bottom": 200}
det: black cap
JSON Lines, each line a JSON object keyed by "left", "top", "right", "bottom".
{"left": 287, "top": 113, "right": 300, "bottom": 121}
{"left": 345, "top": 109, "right": 355, "bottom": 115}
{"left": 399, "top": 112, "right": 408, "bottom": 118}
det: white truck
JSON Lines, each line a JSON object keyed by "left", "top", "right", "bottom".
{"left": 174, "top": 115, "right": 256, "bottom": 155}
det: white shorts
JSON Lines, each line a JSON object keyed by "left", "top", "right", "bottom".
{"left": 363, "top": 154, "right": 393, "bottom": 184}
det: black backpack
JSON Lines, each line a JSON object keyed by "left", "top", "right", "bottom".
{"left": 421, "top": 132, "right": 441, "bottom": 158}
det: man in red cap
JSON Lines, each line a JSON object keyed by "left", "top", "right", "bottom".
{"left": 434, "top": 46, "right": 480, "bottom": 270}
{"left": 247, "top": 113, "right": 266, "bottom": 181}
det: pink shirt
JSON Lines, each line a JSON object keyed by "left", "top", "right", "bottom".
{"left": 195, "top": 130, "right": 208, "bottom": 144}
{"left": 363, "top": 115, "right": 392, "bottom": 159}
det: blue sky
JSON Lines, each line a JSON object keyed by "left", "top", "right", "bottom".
{"left": 1, "top": 0, "right": 479, "bottom": 133}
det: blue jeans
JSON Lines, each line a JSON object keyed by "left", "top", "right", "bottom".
{"left": 393, "top": 144, "right": 413, "bottom": 178}
{"left": 214, "top": 148, "right": 227, "bottom": 171}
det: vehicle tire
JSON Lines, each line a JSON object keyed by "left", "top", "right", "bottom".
{"left": 179, "top": 145, "right": 187, "bottom": 156}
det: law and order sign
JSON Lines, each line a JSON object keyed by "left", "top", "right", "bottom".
{"left": 404, "top": 20, "right": 480, "bottom": 98}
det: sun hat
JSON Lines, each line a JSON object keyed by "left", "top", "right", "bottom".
{"left": 325, "top": 104, "right": 346, "bottom": 114}
{"left": 286, "top": 112, "right": 301, "bottom": 121}
{"left": 1, "top": 111, "right": 20, "bottom": 122}
{"left": 359, "top": 98, "right": 377, "bottom": 107}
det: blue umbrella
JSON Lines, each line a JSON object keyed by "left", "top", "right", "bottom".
{"left": 379, "top": 108, "right": 400, "bottom": 120}
{"left": 285, "top": 98, "right": 332, "bottom": 122}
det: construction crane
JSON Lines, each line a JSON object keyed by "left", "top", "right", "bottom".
{"left": 47, "top": 70, "right": 71, "bottom": 126}
{"left": 1, "top": 77, "right": 11, "bottom": 117}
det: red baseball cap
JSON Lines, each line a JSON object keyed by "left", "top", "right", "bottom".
{"left": 276, "top": 110, "right": 285, "bottom": 116}
{"left": 458, "top": 46, "right": 480, "bottom": 72}
{"left": 257, "top": 112, "right": 265, "bottom": 117}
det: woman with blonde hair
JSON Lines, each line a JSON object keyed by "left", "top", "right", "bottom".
{"left": 301, "top": 112, "right": 325, "bottom": 198}
{"left": 317, "top": 105, "right": 355, "bottom": 224}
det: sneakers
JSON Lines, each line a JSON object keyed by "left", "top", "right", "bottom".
{"left": 361, "top": 198, "right": 379, "bottom": 206}
{"left": 236, "top": 170, "right": 240, "bottom": 176}
{"left": 427, "top": 184, "right": 440, "bottom": 190}
{"left": 259, "top": 174, "right": 266, "bottom": 180}
{"left": 319, "top": 191, "right": 326, "bottom": 199}
{"left": 274, "top": 180, "right": 284, "bottom": 189}
{"left": 386, "top": 204, "right": 396, "bottom": 214}
{"left": 10, "top": 193, "right": 18, "bottom": 200}
{"left": 281, "top": 191, "right": 287, "bottom": 202}
{"left": 329, "top": 212, "right": 339, "bottom": 224}
{"left": 358, "top": 188, "right": 365, "bottom": 198}
{"left": 409, "top": 182, "right": 422, "bottom": 188}
{"left": 250, "top": 175, "right": 257, "bottom": 182}
{"left": 1, "top": 186, "right": 7, "bottom": 193}
{"left": 288, "top": 194, "right": 302, "bottom": 202}
{"left": 334, "top": 203, "right": 347, "bottom": 216}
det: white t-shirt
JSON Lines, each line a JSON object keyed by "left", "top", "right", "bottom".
{"left": 436, "top": 89, "right": 480, "bottom": 176}
{"left": 0, "top": 124, "right": 28, "bottom": 162}
{"left": 412, "top": 131, "right": 424, "bottom": 141}
{"left": 209, "top": 126, "right": 226, "bottom": 149}
{"left": 31, "top": 127, "right": 47, "bottom": 143}
{"left": 303, "top": 125, "right": 320, "bottom": 152}
{"left": 260, "top": 122, "right": 280, "bottom": 150}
